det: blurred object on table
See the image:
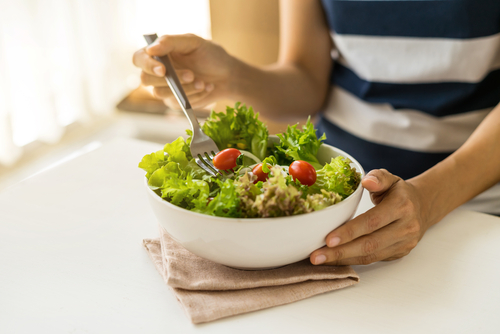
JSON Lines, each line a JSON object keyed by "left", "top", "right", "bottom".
{"left": 117, "top": 87, "right": 167, "bottom": 115}
{"left": 116, "top": 86, "right": 211, "bottom": 119}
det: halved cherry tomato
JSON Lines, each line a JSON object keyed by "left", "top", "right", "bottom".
{"left": 289, "top": 160, "right": 316, "bottom": 186}
{"left": 252, "top": 163, "right": 270, "bottom": 183}
{"left": 213, "top": 148, "right": 241, "bottom": 170}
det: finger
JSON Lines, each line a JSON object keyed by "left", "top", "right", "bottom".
{"left": 133, "top": 48, "right": 166, "bottom": 76}
{"left": 189, "top": 83, "right": 214, "bottom": 101}
{"left": 383, "top": 254, "right": 407, "bottom": 261}
{"left": 163, "top": 84, "right": 214, "bottom": 109}
{"left": 153, "top": 80, "right": 207, "bottom": 99}
{"left": 324, "top": 169, "right": 401, "bottom": 249}
{"left": 322, "top": 242, "right": 406, "bottom": 266}
{"left": 311, "top": 221, "right": 405, "bottom": 265}
{"left": 362, "top": 169, "right": 401, "bottom": 201}
{"left": 141, "top": 69, "right": 195, "bottom": 87}
{"left": 188, "top": 92, "right": 218, "bottom": 110}
{"left": 324, "top": 193, "right": 402, "bottom": 248}
{"left": 146, "top": 34, "right": 203, "bottom": 57}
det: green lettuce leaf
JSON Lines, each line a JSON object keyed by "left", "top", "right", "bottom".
{"left": 201, "top": 102, "right": 269, "bottom": 160}
{"left": 260, "top": 155, "right": 278, "bottom": 173}
{"left": 184, "top": 159, "right": 214, "bottom": 182}
{"left": 195, "top": 179, "right": 241, "bottom": 218}
{"left": 148, "top": 161, "right": 182, "bottom": 189}
{"left": 163, "top": 136, "right": 191, "bottom": 168}
{"left": 272, "top": 117, "right": 326, "bottom": 170}
{"left": 160, "top": 173, "right": 210, "bottom": 209}
{"left": 139, "top": 136, "right": 192, "bottom": 179}
{"left": 312, "top": 156, "right": 361, "bottom": 199}
{"left": 138, "top": 149, "right": 167, "bottom": 179}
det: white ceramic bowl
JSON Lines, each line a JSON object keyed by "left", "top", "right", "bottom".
{"left": 145, "top": 136, "right": 365, "bottom": 269}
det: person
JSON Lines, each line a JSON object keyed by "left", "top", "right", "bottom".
{"left": 133, "top": 0, "right": 500, "bottom": 266}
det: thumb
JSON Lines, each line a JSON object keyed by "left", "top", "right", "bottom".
{"left": 361, "top": 169, "right": 400, "bottom": 194}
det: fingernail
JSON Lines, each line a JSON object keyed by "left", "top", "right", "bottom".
{"left": 194, "top": 80, "right": 204, "bottom": 90}
{"left": 182, "top": 72, "right": 194, "bottom": 83}
{"left": 205, "top": 83, "right": 214, "bottom": 92}
{"left": 364, "top": 175, "right": 379, "bottom": 184}
{"left": 327, "top": 236, "right": 341, "bottom": 247}
{"left": 314, "top": 254, "right": 326, "bottom": 265}
{"left": 153, "top": 66, "right": 164, "bottom": 76}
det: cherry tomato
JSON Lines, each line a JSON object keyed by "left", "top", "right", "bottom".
{"left": 213, "top": 148, "right": 241, "bottom": 170}
{"left": 252, "top": 163, "right": 270, "bottom": 183}
{"left": 289, "top": 160, "right": 317, "bottom": 186}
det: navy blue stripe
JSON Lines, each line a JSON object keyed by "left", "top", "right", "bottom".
{"left": 321, "top": 0, "right": 500, "bottom": 39}
{"left": 331, "top": 63, "right": 500, "bottom": 117}
{"left": 316, "top": 116, "right": 452, "bottom": 180}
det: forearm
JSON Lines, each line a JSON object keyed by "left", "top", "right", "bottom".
{"left": 227, "top": 58, "right": 330, "bottom": 121}
{"left": 223, "top": 0, "right": 332, "bottom": 121}
{"left": 409, "top": 102, "right": 500, "bottom": 226}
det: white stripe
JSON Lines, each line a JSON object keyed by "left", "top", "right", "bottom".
{"left": 332, "top": 32, "right": 500, "bottom": 83}
{"left": 323, "top": 87, "right": 492, "bottom": 152}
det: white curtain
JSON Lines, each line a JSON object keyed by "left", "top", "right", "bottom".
{"left": 0, "top": 0, "right": 211, "bottom": 166}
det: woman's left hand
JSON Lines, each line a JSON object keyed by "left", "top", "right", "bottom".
{"left": 310, "top": 169, "right": 431, "bottom": 265}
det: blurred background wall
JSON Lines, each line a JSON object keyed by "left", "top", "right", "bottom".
{"left": 211, "top": 0, "right": 279, "bottom": 66}
{"left": 209, "top": 0, "right": 296, "bottom": 134}
{"left": 0, "top": 0, "right": 211, "bottom": 168}
{"left": 0, "top": 0, "right": 304, "bottom": 187}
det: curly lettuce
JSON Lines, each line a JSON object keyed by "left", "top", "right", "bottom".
{"left": 139, "top": 136, "right": 191, "bottom": 179}
{"left": 193, "top": 179, "right": 241, "bottom": 217}
{"left": 235, "top": 167, "right": 341, "bottom": 218}
{"left": 138, "top": 149, "right": 168, "bottom": 179}
{"left": 312, "top": 156, "right": 361, "bottom": 199}
{"left": 201, "top": 102, "right": 268, "bottom": 161}
{"left": 271, "top": 117, "right": 326, "bottom": 170}
{"left": 139, "top": 136, "right": 214, "bottom": 210}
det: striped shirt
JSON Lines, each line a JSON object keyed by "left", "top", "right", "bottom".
{"left": 317, "top": 0, "right": 500, "bottom": 214}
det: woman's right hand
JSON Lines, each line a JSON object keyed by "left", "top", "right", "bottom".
{"left": 132, "top": 34, "right": 235, "bottom": 109}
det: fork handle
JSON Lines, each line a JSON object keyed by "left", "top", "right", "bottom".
{"left": 143, "top": 34, "right": 202, "bottom": 134}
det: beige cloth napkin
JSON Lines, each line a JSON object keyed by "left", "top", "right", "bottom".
{"left": 143, "top": 227, "right": 359, "bottom": 324}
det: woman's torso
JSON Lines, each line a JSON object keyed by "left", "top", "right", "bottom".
{"left": 318, "top": 0, "right": 500, "bottom": 213}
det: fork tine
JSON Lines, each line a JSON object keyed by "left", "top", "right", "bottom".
{"left": 198, "top": 154, "right": 221, "bottom": 176}
{"left": 204, "top": 152, "right": 214, "bottom": 164}
{"left": 195, "top": 157, "right": 217, "bottom": 177}
{"left": 202, "top": 153, "right": 223, "bottom": 176}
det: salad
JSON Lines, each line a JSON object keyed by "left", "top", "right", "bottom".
{"left": 139, "top": 103, "right": 361, "bottom": 218}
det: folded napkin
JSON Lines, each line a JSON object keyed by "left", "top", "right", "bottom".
{"left": 143, "top": 227, "right": 359, "bottom": 324}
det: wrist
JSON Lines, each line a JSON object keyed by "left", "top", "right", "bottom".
{"left": 407, "top": 158, "right": 459, "bottom": 229}
{"left": 225, "top": 57, "right": 254, "bottom": 102}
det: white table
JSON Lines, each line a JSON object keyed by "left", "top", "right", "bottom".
{"left": 1, "top": 138, "right": 499, "bottom": 333}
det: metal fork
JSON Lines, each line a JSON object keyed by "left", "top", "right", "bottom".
{"left": 144, "top": 34, "right": 231, "bottom": 178}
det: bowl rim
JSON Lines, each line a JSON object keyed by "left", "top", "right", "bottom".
{"left": 144, "top": 140, "right": 365, "bottom": 223}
